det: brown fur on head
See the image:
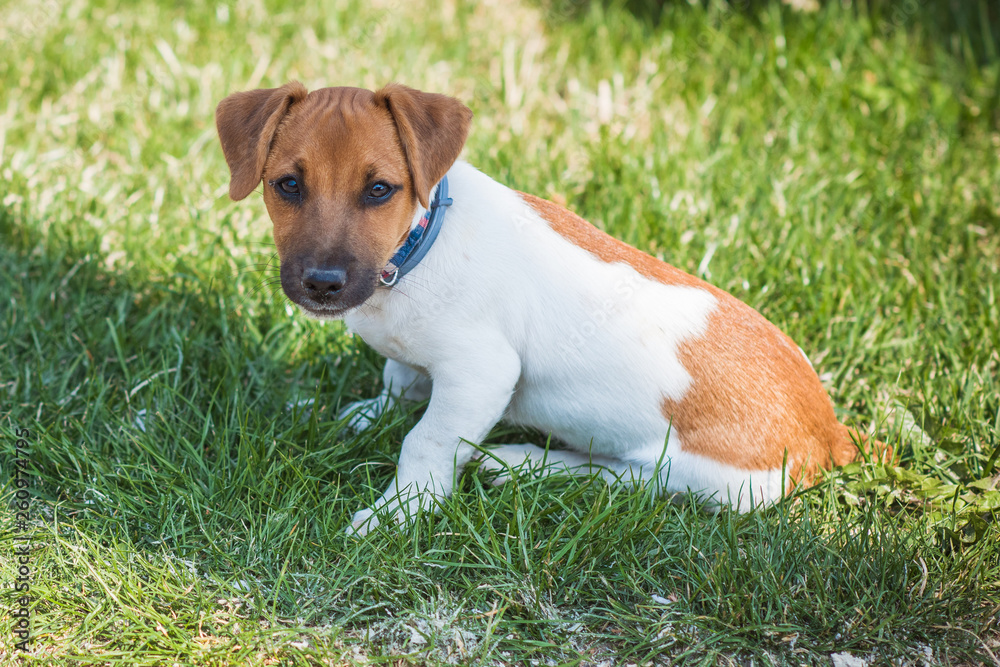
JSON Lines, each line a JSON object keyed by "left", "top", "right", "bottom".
{"left": 215, "top": 82, "right": 472, "bottom": 317}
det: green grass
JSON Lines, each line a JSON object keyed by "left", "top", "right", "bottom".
{"left": 2, "top": 0, "right": 999, "bottom": 664}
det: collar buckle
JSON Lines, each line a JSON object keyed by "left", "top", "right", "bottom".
{"left": 379, "top": 175, "right": 451, "bottom": 289}
{"left": 379, "top": 268, "right": 399, "bottom": 287}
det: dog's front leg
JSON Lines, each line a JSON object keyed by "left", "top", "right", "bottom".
{"left": 348, "top": 340, "right": 520, "bottom": 535}
{"left": 339, "top": 358, "right": 431, "bottom": 431}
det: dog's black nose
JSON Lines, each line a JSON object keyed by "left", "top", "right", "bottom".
{"left": 302, "top": 267, "right": 348, "bottom": 298}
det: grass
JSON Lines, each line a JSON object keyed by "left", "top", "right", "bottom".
{"left": 1, "top": 0, "right": 999, "bottom": 663}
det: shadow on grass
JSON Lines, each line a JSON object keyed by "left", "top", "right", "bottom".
{"left": 0, "top": 200, "right": 394, "bottom": 568}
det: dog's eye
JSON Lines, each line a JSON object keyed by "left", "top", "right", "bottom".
{"left": 278, "top": 178, "right": 300, "bottom": 195}
{"left": 367, "top": 182, "right": 393, "bottom": 201}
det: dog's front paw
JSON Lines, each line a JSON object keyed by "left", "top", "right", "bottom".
{"left": 346, "top": 507, "right": 380, "bottom": 536}
{"left": 345, "top": 488, "right": 443, "bottom": 536}
{"left": 338, "top": 396, "right": 386, "bottom": 432}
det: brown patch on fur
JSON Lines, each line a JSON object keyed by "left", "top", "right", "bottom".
{"left": 374, "top": 83, "right": 473, "bottom": 209}
{"left": 519, "top": 192, "right": 884, "bottom": 487}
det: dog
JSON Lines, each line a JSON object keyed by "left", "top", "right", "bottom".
{"left": 216, "top": 82, "right": 886, "bottom": 534}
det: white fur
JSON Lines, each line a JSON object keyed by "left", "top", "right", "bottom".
{"left": 339, "top": 161, "right": 783, "bottom": 533}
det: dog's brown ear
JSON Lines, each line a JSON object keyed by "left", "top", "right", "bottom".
{"left": 215, "top": 82, "right": 308, "bottom": 201}
{"left": 374, "top": 83, "right": 473, "bottom": 208}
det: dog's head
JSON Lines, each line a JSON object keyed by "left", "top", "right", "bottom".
{"left": 216, "top": 83, "right": 472, "bottom": 318}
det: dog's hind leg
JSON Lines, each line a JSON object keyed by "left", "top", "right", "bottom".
{"left": 339, "top": 359, "right": 431, "bottom": 431}
{"left": 476, "top": 443, "right": 651, "bottom": 486}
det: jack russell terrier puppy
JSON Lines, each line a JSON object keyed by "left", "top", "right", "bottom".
{"left": 216, "top": 82, "right": 886, "bottom": 534}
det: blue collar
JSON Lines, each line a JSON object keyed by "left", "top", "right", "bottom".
{"left": 379, "top": 176, "right": 452, "bottom": 287}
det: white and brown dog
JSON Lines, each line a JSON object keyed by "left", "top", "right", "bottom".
{"left": 216, "top": 82, "right": 886, "bottom": 534}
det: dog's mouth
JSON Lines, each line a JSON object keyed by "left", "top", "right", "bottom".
{"left": 293, "top": 302, "right": 356, "bottom": 320}
{"left": 284, "top": 292, "right": 372, "bottom": 320}
{"left": 278, "top": 262, "right": 380, "bottom": 319}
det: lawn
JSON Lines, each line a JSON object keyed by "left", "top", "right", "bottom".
{"left": 1, "top": 0, "right": 999, "bottom": 664}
